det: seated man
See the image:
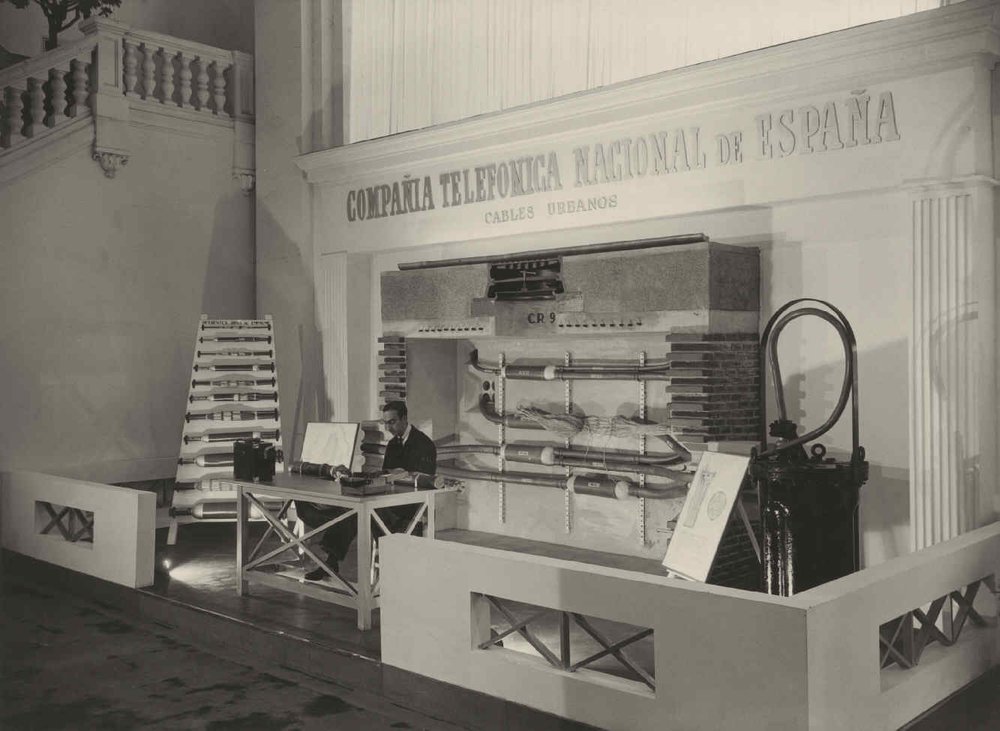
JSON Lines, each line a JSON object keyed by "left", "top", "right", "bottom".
{"left": 297, "top": 400, "right": 436, "bottom": 581}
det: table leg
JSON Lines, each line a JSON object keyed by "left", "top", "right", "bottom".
{"left": 236, "top": 486, "right": 249, "bottom": 595}
{"left": 356, "top": 504, "right": 373, "bottom": 631}
{"left": 166, "top": 517, "right": 179, "bottom": 546}
{"left": 426, "top": 493, "right": 436, "bottom": 538}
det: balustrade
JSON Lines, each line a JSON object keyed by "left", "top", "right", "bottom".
{"left": 0, "top": 20, "right": 254, "bottom": 163}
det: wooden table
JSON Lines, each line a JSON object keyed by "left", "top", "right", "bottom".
{"left": 234, "top": 472, "right": 454, "bottom": 630}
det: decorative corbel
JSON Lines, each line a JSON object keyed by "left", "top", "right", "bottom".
{"left": 93, "top": 149, "right": 129, "bottom": 178}
{"left": 233, "top": 170, "right": 255, "bottom": 195}
{"left": 81, "top": 19, "right": 132, "bottom": 180}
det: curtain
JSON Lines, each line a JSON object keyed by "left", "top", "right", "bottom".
{"left": 346, "top": 0, "right": 952, "bottom": 143}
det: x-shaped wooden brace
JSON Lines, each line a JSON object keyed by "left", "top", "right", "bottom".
{"left": 879, "top": 612, "right": 914, "bottom": 669}
{"left": 243, "top": 492, "right": 357, "bottom": 596}
{"left": 912, "top": 596, "right": 950, "bottom": 661}
{"left": 479, "top": 596, "right": 562, "bottom": 667}
{"left": 40, "top": 503, "right": 94, "bottom": 543}
{"left": 950, "top": 581, "right": 987, "bottom": 638}
{"left": 570, "top": 612, "right": 655, "bottom": 690}
{"left": 246, "top": 499, "right": 293, "bottom": 564}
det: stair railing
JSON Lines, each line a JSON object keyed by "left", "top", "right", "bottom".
{"left": 0, "top": 18, "right": 254, "bottom": 186}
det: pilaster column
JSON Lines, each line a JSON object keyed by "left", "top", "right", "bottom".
{"left": 909, "top": 179, "right": 998, "bottom": 550}
{"left": 316, "top": 252, "right": 348, "bottom": 423}
{"left": 80, "top": 18, "right": 131, "bottom": 177}
{"left": 315, "top": 250, "right": 373, "bottom": 421}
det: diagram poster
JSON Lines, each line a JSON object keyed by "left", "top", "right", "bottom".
{"left": 662, "top": 452, "right": 750, "bottom": 581}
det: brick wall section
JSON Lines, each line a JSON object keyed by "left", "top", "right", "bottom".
{"left": 663, "top": 333, "right": 760, "bottom": 443}
{"left": 377, "top": 335, "right": 407, "bottom": 403}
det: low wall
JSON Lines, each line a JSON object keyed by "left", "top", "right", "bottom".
{"left": 0, "top": 470, "right": 156, "bottom": 588}
{"left": 379, "top": 523, "right": 1000, "bottom": 730}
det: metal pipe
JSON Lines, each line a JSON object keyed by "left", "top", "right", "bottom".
{"left": 398, "top": 233, "right": 709, "bottom": 271}
{"left": 469, "top": 350, "right": 675, "bottom": 380}
{"left": 366, "top": 440, "right": 687, "bottom": 472}
{"left": 479, "top": 393, "right": 544, "bottom": 429}
{"left": 757, "top": 303, "right": 855, "bottom": 459}
{"left": 436, "top": 462, "right": 569, "bottom": 489}
{"left": 435, "top": 462, "right": 684, "bottom": 500}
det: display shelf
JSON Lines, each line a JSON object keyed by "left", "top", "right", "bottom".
{"left": 168, "top": 316, "right": 284, "bottom": 543}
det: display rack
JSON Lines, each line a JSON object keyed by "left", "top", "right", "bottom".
{"left": 167, "top": 315, "right": 284, "bottom": 544}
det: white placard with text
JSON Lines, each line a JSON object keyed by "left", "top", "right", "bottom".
{"left": 662, "top": 452, "right": 751, "bottom": 582}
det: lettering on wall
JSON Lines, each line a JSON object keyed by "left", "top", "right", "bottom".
{"left": 344, "top": 88, "right": 901, "bottom": 225}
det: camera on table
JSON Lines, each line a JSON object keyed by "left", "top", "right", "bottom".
{"left": 234, "top": 438, "right": 281, "bottom": 482}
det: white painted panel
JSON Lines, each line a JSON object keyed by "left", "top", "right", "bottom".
{"left": 0, "top": 470, "right": 156, "bottom": 588}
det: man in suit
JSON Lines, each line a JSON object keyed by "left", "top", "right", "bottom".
{"left": 299, "top": 400, "right": 436, "bottom": 581}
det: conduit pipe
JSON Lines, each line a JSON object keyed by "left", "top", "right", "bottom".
{"left": 470, "top": 350, "right": 676, "bottom": 381}
{"left": 478, "top": 394, "right": 692, "bottom": 461}
{"left": 478, "top": 393, "right": 544, "bottom": 430}
{"left": 362, "top": 441, "right": 688, "bottom": 475}
{"left": 435, "top": 461, "right": 686, "bottom": 500}
{"left": 436, "top": 462, "right": 630, "bottom": 499}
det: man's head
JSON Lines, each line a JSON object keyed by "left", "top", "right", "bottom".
{"left": 382, "top": 400, "right": 409, "bottom": 439}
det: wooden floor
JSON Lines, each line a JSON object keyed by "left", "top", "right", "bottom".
{"left": 153, "top": 521, "right": 382, "bottom": 656}
{"left": 147, "top": 523, "right": 1000, "bottom": 730}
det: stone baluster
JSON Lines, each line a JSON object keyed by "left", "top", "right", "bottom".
{"left": 141, "top": 44, "right": 156, "bottom": 100}
{"left": 194, "top": 57, "right": 210, "bottom": 110}
{"left": 177, "top": 54, "right": 193, "bottom": 108}
{"left": 1, "top": 86, "right": 25, "bottom": 148}
{"left": 46, "top": 68, "right": 68, "bottom": 126}
{"left": 25, "top": 78, "right": 46, "bottom": 137}
{"left": 67, "top": 58, "right": 89, "bottom": 117}
{"left": 123, "top": 39, "right": 139, "bottom": 97}
{"left": 211, "top": 60, "right": 226, "bottom": 114}
{"left": 159, "top": 49, "right": 175, "bottom": 104}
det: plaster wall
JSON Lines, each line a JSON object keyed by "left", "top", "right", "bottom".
{"left": 253, "top": 0, "right": 327, "bottom": 463}
{"left": 0, "top": 125, "right": 253, "bottom": 483}
{"left": 0, "top": 0, "right": 254, "bottom": 57}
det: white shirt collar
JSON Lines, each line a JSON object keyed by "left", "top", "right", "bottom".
{"left": 399, "top": 424, "right": 412, "bottom": 444}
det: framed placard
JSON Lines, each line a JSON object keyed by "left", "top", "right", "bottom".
{"left": 662, "top": 452, "right": 751, "bottom": 582}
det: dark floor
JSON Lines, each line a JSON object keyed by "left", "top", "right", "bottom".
{"left": 3, "top": 522, "right": 1000, "bottom": 730}
{"left": 152, "top": 521, "right": 381, "bottom": 657}
{"left": 153, "top": 523, "right": 658, "bottom": 685}
{"left": 0, "top": 575, "right": 463, "bottom": 731}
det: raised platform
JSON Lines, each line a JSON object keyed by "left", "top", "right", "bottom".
{"left": 4, "top": 519, "right": 1000, "bottom": 730}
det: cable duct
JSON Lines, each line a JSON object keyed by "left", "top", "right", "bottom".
{"left": 470, "top": 349, "right": 676, "bottom": 381}
{"left": 477, "top": 393, "right": 691, "bottom": 459}
{"left": 362, "top": 444, "right": 691, "bottom": 498}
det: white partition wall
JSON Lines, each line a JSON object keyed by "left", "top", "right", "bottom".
{"left": 380, "top": 526, "right": 1000, "bottom": 731}
{"left": 0, "top": 471, "right": 156, "bottom": 588}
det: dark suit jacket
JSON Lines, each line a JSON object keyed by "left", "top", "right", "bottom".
{"left": 382, "top": 426, "right": 437, "bottom": 475}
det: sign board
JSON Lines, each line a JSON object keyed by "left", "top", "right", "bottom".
{"left": 662, "top": 452, "right": 751, "bottom": 582}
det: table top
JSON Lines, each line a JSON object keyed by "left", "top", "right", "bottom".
{"left": 230, "top": 471, "right": 454, "bottom": 503}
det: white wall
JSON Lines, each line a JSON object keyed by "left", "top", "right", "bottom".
{"left": 254, "top": 0, "right": 328, "bottom": 463}
{"left": 0, "top": 0, "right": 254, "bottom": 57}
{"left": 0, "top": 125, "right": 254, "bottom": 483}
